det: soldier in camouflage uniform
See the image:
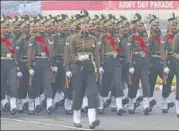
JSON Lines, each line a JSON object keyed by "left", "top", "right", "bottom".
{"left": 160, "top": 13, "right": 178, "bottom": 113}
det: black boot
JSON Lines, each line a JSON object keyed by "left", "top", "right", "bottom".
{"left": 89, "top": 119, "right": 100, "bottom": 129}
{"left": 111, "top": 107, "right": 117, "bottom": 112}
{"left": 168, "top": 102, "right": 175, "bottom": 109}
{"left": 65, "top": 110, "right": 73, "bottom": 115}
{"left": 74, "top": 123, "right": 82, "bottom": 128}
{"left": 28, "top": 110, "right": 35, "bottom": 115}
{"left": 81, "top": 106, "right": 88, "bottom": 113}
{"left": 144, "top": 107, "right": 151, "bottom": 115}
{"left": 55, "top": 101, "right": 61, "bottom": 109}
{"left": 11, "top": 108, "right": 17, "bottom": 115}
{"left": 47, "top": 106, "right": 55, "bottom": 115}
{"left": 128, "top": 109, "right": 135, "bottom": 114}
{"left": 23, "top": 102, "right": 28, "bottom": 110}
{"left": 98, "top": 108, "right": 105, "bottom": 114}
{"left": 149, "top": 99, "right": 157, "bottom": 109}
{"left": 18, "top": 108, "right": 24, "bottom": 113}
{"left": 162, "top": 109, "right": 168, "bottom": 113}
{"left": 136, "top": 96, "right": 143, "bottom": 103}
{"left": 122, "top": 97, "right": 129, "bottom": 106}
{"left": 103, "top": 99, "right": 111, "bottom": 108}
{"left": 2, "top": 103, "right": 10, "bottom": 112}
{"left": 134, "top": 101, "right": 140, "bottom": 109}
{"left": 35, "top": 105, "right": 41, "bottom": 113}
{"left": 117, "top": 109, "right": 124, "bottom": 116}
{"left": 42, "top": 99, "right": 46, "bottom": 107}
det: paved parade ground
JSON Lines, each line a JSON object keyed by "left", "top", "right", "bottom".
{"left": 1, "top": 91, "right": 178, "bottom": 130}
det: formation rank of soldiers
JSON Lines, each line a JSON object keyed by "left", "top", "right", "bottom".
{"left": 1, "top": 10, "right": 179, "bottom": 129}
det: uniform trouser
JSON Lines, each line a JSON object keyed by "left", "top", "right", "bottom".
{"left": 52, "top": 62, "right": 65, "bottom": 96}
{"left": 100, "top": 56, "right": 124, "bottom": 98}
{"left": 53, "top": 58, "right": 73, "bottom": 100}
{"left": 28, "top": 58, "right": 53, "bottom": 99}
{"left": 128, "top": 55, "right": 151, "bottom": 99}
{"left": 122, "top": 60, "right": 130, "bottom": 87}
{"left": 111, "top": 59, "right": 129, "bottom": 97}
{"left": 162, "top": 57, "right": 176, "bottom": 98}
{"left": 149, "top": 57, "right": 163, "bottom": 97}
{"left": 1, "top": 59, "right": 18, "bottom": 100}
{"left": 175, "top": 59, "right": 179, "bottom": 100}
{"left": 18, "top": 62, "right": 29, "bottom": 99}
{"left": 71, "top": 60, "right": 99, "bottom": 110}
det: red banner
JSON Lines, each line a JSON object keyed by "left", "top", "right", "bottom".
{"left": 42, "top": 1, "right": 179, "bottom": 10}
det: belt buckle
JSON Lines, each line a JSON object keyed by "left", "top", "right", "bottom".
{"left": 140, "top": 52, "right": 145, "bottom": 57}
{"left": 113, "top": 54, "right": 117, "bottom": 58}
{"left": 6, "top": 53, "right": 11, "bottom": 58}
{"left": 41, "top": 52, "right": 46, "bottom": 57}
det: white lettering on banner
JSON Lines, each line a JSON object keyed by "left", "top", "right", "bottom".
{"left": 137, "top": 1, "right": 149, "bottom": 8}
{"left": 119, "top": 1, "right": 136, "bottom": 8}
{"left": 150, "top": 1, "right": 174, "bottom": 8}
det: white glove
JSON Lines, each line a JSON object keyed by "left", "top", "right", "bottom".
{"left": 99, "top": 67, "right": 104, "bottom": 74}
{"left": 52, "top": 66, "right": 58, "bottom": 72}
{"left": 17, "top": 72, "right": 23, "bottom": 78}
{"left": 164, "top": 67, "right": 170, "bottom": 74}
{"left": 66, "top": 71, "right": 72, "bottom": 78}
{"left": 29, "top": 69, "right": 35, "bottom": 76}
{"left": 129, "top": 67, "right": 135, "bottom": 74}
{"left": 78, "top": 55, "right": 89, "bottom": 61}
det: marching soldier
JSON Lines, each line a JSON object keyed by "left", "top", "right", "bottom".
{"left": 1, "top": 18, "right": 23, "bottom": 115}
{"left": 27, "top": 17, "right": 57, "bottom": 115}
{"left": 127, "top": 13, "right": 152, "bottom": 115}
{"left": 173, "top": 27, "right": 179, "bottom": 117}
{"left": 1, "top": 16, "right": 10, "bottom": 113}
{"left": 16, "top": 20, "right": 30, "bottom": 113}
{"left": 160, "top": 13, "right": 178, "bottom": 113}
{"left": 64, "top": 10, "right": 100, "bottom": 129}
{"left": 147, "top": 15, "right": 162, "bottom": 110}
{"left": 52, "top": 14, "right": 74, "bottom": 114}
{"left": 97, "top": 14, "right": 130, "bottom": 114}
{"left": 63, "top": 14, "right": 82, "bottom": 114}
